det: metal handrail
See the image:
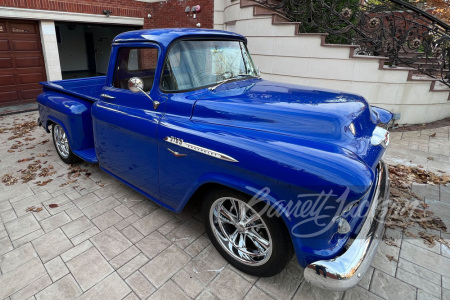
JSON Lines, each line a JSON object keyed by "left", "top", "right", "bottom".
{"left": 253, "top": 0, "right": 450, "bottom": 87}
{"left": 389, "top": 0, "right": 450, "bottom": 31}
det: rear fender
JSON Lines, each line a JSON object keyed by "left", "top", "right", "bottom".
{"left": 37, "top": 91, "right": 94, "bottom": 151}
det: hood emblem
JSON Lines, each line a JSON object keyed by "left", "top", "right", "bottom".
{"left": 164, "top": 136, "right": 238, "bottom": 163}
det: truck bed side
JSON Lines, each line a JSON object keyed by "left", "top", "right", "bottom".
{"left": 37, "top": 77, "right": 105, "bottom": 163}
{"left": 39, "top": 76, "right": 106, "bottom": 102}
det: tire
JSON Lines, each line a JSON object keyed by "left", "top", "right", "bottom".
{"left": 202, "top": 188, "right": 293, "bottom": 277}
{"left": 52, "top": 124, "right": 79, "bottom": 164}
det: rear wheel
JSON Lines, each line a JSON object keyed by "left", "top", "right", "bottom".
{"left": 52, "top": 124, "right": 78, "bottom": 164}
{"left": 202, "top": 188, "right": 293, "bottom": 277}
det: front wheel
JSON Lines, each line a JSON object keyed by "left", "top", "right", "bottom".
{"left": 202, "top": 188, "right": 293, "bottom": 277}
{"left": 52, "top": 124, "right": 79, "bottom": 164}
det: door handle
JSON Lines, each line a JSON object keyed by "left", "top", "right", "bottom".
{"left": 100, "top": 94, "right": 115, "bottom": 100}
{"left": 167, "top": 148, "right": 187, "bottom": 157}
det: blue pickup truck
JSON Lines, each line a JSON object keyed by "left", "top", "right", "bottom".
{"left": 37, "top": 28, "right": 391, "bottom": 291}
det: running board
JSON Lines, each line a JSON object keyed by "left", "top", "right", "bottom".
{"left": 72, "top": 148, "right": 98, "bottom": 163}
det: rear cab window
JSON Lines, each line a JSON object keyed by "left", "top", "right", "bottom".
{"left": 114, "top": 47, "right": 158, "bottom": 92}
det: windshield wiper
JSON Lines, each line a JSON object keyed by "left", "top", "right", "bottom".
{"left": 208, "top": 74, "right": 259, "bottom": 91}
{"left": 236, "top": 73, "right": 259, "bottom": 78}
{"left": 208, "top": 77, "right": 238, "bottom": 91}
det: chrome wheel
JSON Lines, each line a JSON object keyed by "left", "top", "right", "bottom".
{"left": 54, "top": 124, "right": 69, "bottom": 158}
{"left": 210, "top": 197, "right": 272, "bottom": 266}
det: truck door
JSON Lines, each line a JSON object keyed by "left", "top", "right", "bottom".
{"left": 91, "top": 43, "right": 163, "bottom": 199}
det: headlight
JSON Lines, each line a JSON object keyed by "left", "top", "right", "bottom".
{"left": 371, "top": 126, "right": 390, "bottom": 148}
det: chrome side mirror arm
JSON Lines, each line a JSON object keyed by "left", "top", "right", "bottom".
{"left": 135, "top": 85, "right": 160, "bottom": 110}
{"left": 128, "top": 77, "right": 160, "bottom": 110}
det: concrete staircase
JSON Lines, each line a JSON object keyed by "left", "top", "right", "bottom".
{"left": 213, "top": 0, "right": 450, "bottom": 125}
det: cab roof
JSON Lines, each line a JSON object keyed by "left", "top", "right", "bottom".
{"left": 113, "top": 28, "right": 247, "bottom": 47}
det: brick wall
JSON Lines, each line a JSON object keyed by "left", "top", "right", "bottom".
{"left": 0, "top": 0, "right": 214, "bottom": 29}
{"left": 0, "top": 0, "right": 146, "bottom": 18}
{"left": 145, "top": 0, "right": 214, "bottom": 29}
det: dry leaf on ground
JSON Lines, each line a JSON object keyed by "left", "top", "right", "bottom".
{"left": 386, "top": 255, "right": 398, "bottom": 262}
{"left": 2, "top": 174, "right": 18, "bottom": 186}
{"left": 26, "top": 206, "right": 43, "bottom": 213}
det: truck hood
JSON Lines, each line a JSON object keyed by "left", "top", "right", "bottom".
{"left": 192, "top": 79, "right": 382, "bottom": 168}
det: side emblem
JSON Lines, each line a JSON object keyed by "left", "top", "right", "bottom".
{"left": 164, "top": 136, "right": 238, "bottom": 163}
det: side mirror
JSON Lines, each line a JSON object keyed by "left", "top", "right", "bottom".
{"left": 128, "top": 77, "right": 144, "bottom": 93}
{"left": 128, "top": 77, "right": 160, "bottom": 110}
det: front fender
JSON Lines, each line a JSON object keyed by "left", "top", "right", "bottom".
{"left": 371, "top": 106, "right": 393, "bottom": 125}
{"left": 158, "top": 117, "right": 375, "bottom": 267}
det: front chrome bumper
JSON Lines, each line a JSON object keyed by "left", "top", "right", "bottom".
{"left": 304, "top": 161, "right": 390, "bottom": 291}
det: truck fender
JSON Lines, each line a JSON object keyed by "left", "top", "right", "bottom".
{"left": 37, "top": 91, "right": 95, "bottom": 151}
{"left": 183, "top": 171, "right": 292, "bottom": 218}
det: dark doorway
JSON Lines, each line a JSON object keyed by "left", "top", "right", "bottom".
{"left": 85, "top": 31, "right": 96, "bottom": 74}
{"left": 55, "top": 22, "right": 139, "bottom": 79}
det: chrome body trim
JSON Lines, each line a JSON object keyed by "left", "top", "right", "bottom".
{"left": 100, "top": 94, "right": 115, "bottom": 99}
{"left": 348, "top": 122, "right": 356, "bottom": 136}
{"left": 304, "top": 161, "right": 390, "bottom": 291}
{"left": 167, "top": 148, "right": 187, "bottom": 157}
{"left": 164, "top": 136, "right": 238, "bottom": 162}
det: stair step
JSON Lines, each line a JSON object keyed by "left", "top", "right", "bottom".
{"left": 408, "top": 73, "right": 440, "bottom": 82}
{"left": 253, "top": 5, "right": 285, "bottom": 18}
{"left": 240, "top": 0, "right": 261, "bottom": 8}
{"left": 431, "top": 80, "right": 450, "bottom": 92}
{"left": 72, "top": 148, "right": 98, "bottom": 164}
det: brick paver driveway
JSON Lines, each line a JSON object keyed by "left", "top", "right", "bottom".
{"left": 0, "top": 111, "right": 449, "bottom": 300}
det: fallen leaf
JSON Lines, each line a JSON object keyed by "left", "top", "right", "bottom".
{"left": 386, "top": 255, "right": 398, "bottom": 262}
{"left": 419, "top": 231, "right": 439, "bottom": 247}
{"left": 48, "top": 204, "right": 58, "bottom": 208}
{"left": 17, "top": 157, "right": 35, "bottom": 163}
{"left": 438, "top": 238, "right": 450, "bottom": 249}
{"left": 36, "top": 179, "right": 52, "bottom": 186}
{"left": 404, "top": 231, "right": 418, "bottom": 238}
{"left": 3, "top": 121, "right": 37, "bottom": 140}
{"left": 2, "top": 173, "right": 18, "bottom": 186}
{"left": 26, "top": 206, "right": 43, "bottom": 213}
{"left": 384, "top": 237, "right": 399, "bottom": 247}
{"left": 20, "top": 171, "right": 36, "bottom": 183}
{"left": 430, "top": 133, "right": 436, "bottom": 138}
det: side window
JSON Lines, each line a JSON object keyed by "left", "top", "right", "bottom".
{"left": 114, "top": 47, "right": 158, "bottom": 91}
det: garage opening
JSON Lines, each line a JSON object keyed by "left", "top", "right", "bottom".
{"left": 55, "top": 22, "right": 139, "bottom": 79}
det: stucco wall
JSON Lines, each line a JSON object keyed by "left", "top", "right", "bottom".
{"left": 217, "top": 0, "right": 450, "bottom": 125}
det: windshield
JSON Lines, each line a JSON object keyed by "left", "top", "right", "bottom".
{"left": 161, "top": 40, "right": 258, "bottom": 92}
